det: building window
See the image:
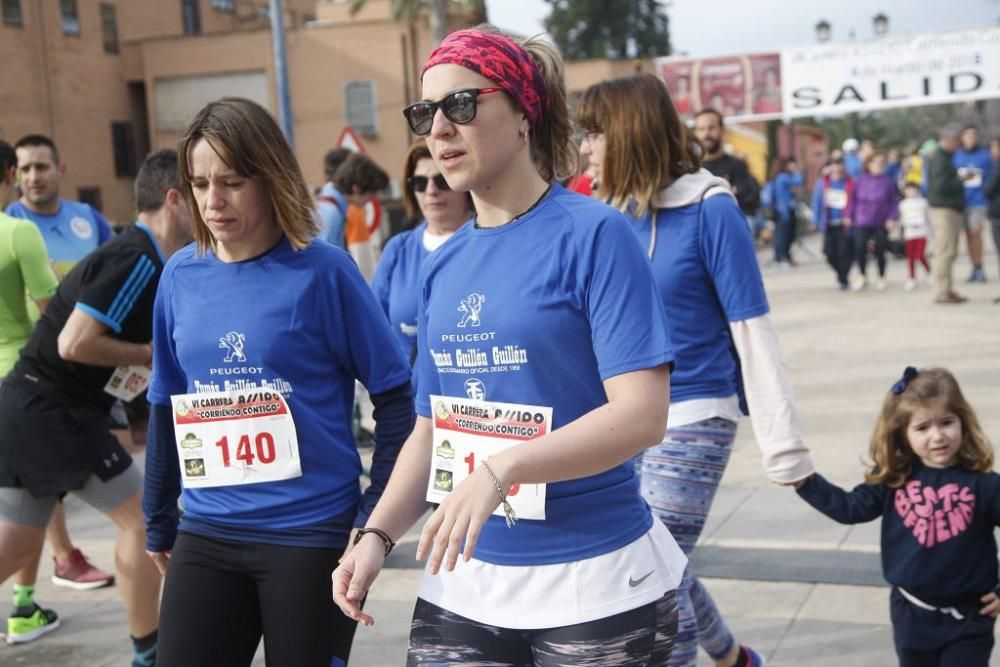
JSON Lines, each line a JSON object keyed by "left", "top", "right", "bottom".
{"left": 2, "top": 0, "right": 23, "bottom": 26}
{"left": 60, "top": 0, "right": 80, "bottom": 35}
{"left": 100, "top": 3, "right": 118, "bottom": 53}
{"left": 211, "top": 0, "right": 234, "bottom": 11}
{"left": 343, "top": 81, "right": 378, "bottom": 138}
{"left": 111, "top": 122, "right": 137, "bottom": 177}
{"left": 182, "top": 0, "right": 201, "bottom": 35}
{"left": 77, "top": 187, "right": 103, "bottom": 212}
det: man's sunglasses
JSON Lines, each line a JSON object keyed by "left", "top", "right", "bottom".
{"left": 408, "top": 174, "right": 451, "bottom": 193}
{"left": 402, "top": 88, "right": 503, "bottom": 136}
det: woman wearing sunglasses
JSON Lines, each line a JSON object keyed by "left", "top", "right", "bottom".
{"left": 577, "top": 74, "right": 814, "bottom": 667}
{"left": 333, "top": 28, "right": 684, "bottom": 665}
{"left": 371, "top": 141, "right": 473, "bottom": 365}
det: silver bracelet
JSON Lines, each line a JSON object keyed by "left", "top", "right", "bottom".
{"left": 480, "top": 459, "right": 517, "bottom": 528}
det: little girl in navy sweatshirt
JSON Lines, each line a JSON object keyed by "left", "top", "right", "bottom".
{"left": 796, "top": 367, "right": 1000, "bottom": 667}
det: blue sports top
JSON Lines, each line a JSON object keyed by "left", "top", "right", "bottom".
{"left": 371, "top": 221, "right": 430, "bottom": 363}
{"left": 628, "top": 173, "right": 769, "bottom": 406}
{"left": 772, "top": 171, "right": 803, "bottom": 215}
{"left": 316, "top": 183, "right": 348, "bottom": 248}
{"left": 953, "top": 146, "right": 993, "bottom": 208}
{"left": 5, "top": 199, "right": 112, "bottom": 277}
{"left": 147, "top": 238, "right": 411, "bottom": 543}
{"left": 414, "top": 184, "right": 675, "bottom": 566}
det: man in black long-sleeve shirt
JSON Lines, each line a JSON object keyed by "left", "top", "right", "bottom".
{"left": 694, "top": 108, "right": 761, "bottom": 222}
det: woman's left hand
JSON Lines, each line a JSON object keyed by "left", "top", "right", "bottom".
{"left": 416, "top": 464, "right": 505, "bottom": 574}
{"left": 980, "top": 591, "right": 1000, "bottom": 617}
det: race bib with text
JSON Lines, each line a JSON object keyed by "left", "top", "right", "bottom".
{"left": 824, "top": 189, "right": 848, "bottom": 210}
{"left": 104, "top": 365, "right": 151, "bottom": 402}
{"left": 170, "top": 389, "right": 302, "bottom": 488}
{"left": 427, "top": 395, "right": 551, "bottom": 521}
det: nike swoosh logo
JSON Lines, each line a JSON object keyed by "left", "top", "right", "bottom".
{"left": 628, "top": 570, "right": 655, "bottom": 587}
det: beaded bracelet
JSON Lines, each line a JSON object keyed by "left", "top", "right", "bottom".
{"left": 481, "top": 459, "right": 517, "bottom": 528}
{"left": 353, "top": 527, "right": 396, "bottom": 556}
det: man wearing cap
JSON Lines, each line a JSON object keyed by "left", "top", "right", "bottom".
{"left": 843, "top": 138, "right": 862, "bottom": 179}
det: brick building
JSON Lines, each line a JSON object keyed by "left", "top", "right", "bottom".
{"left": 0, "top": 0, "right": 457, "bottom": 225}
{"left": 1, "top": 0, "right": 677, "bottom": 227}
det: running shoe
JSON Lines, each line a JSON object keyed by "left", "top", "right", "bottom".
{"left": 741, "top": 644, "right": 767, "bottom": 666}
{"left": 850, "top": 276, "right": 867, "bottom": 291}
{"left": 52, "top": 548, "right": 115, "bottom": 590}
{"left": 875, "top": 278, "right": 888, "bottom": 291}
{"left": 903, "top": 279, "right": 916, "bottom": 291}
{"left": 6, "top": 604, "right": 60, "bottom": 644}
{"left": 967, "top": 268, "right": 986, "bottom": 283}
{"left": 132, "top": 645, "right": 157, "bottom": 667}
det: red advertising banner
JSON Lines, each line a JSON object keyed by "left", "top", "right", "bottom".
{"left": 657, "top": 52, "right": 783, "bottom": 122}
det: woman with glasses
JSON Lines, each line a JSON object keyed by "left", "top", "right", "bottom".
{"left": 371, "top": 141, "right": 473, "bottom": 364}
{"left": 333, "top": 28, "right": 684, "bottom": 665}
{"left": 577, "top": 74, "right": 814, "bottom": 667}
{"left": 142, "top": 98, "right": 414, "bottom": 666}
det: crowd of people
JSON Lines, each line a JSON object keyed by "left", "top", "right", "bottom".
{"left": 807, "top": 126, "right": 999, "bottom": 302}
{"left": 0, "top": 22, "right": 996, "bottom": 667}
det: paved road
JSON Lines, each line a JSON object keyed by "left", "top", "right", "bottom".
{"left": 2, "top": 233, "right": 998, "bottom": 666}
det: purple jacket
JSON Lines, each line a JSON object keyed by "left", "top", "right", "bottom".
{"left": 846, "top": 174, "right": 898, "bottom": 228}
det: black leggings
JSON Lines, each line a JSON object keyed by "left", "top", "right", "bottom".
{"left": 854, "top": 226, "right": 888, "bottom": 278}
{"left": 158, "top": 532, "right": 357, "bottom": 667}
{"left": 823, "top": 225, "right": 853, "bottom": 285}
{"left": 408, "top": 589, "right": 678, "bottom": 666}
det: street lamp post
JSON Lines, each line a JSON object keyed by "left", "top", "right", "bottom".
{"left": 815, "top": 19, "right": 832, "bottom": 43}
{"left": 873, "top": 12, "right": 889, "bottom": 36}
{"left": 270, "top": 0, "right": 294, "bottom": 147}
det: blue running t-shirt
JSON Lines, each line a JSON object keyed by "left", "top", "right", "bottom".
{"left": 5, "top": 199, "right": 112, "bottom": 278}
{"left": 414, "top": 184, "right": 675, "bottom": 566}
{"left": 953, "top": 146, "right": 993, "bottom": 208}
{"left": 628, "top": 191, "right": 769, "bottom": 404}
{"left": 371, "top": 221, "right": 431, "bottom": 363}
{"left": 148, "top": 238, "right": 410, "bottom": 538}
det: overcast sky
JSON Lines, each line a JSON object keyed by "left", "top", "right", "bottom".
{"left": 484, "top": 0, "right": 1000, "bottom": 57}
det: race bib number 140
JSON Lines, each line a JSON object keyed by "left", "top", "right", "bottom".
{"left": 427, "top": 395, "right": 552, "bottom": 521}
{"left": 170, "top": 389, "right": 302, "bottom": 489}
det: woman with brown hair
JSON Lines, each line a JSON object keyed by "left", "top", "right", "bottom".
{"left": 578, "top": 73, "right": 814, "bottom": 667}
{"left": 371, "top": 141, "right": 473, "bottom": 364}
{"left": 142, "top": 97, "right": 413, "bottom": 666}
{"left": 334, "top": 28, "right": 684, "bottom": 665}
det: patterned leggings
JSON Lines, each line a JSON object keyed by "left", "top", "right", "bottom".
{"left": 637, "top": 417, "right": 739, "bottom": 667}
{"left": 407, "top": 590, "right": 678, "bottom": 666}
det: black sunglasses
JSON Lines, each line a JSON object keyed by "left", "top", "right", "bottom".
{"left": 402, "top": 87, "right": 503, "bottom": 136}
{"left": 408, "top": 174, "right": 451, "bottom": 193}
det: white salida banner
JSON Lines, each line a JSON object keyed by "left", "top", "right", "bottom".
{"left": 781, "top": 26, "right": 1000, "bottom": 118}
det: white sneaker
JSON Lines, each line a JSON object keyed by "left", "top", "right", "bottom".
{"left": 875, "top": 278, "right": 887, "bottom": 291}
{"left": 851, "top": 277, "right": 867, "bottom": 291}
{"left": 904, "top": 279, "right": 916, "bottom": 291}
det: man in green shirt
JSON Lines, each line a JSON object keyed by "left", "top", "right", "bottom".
{"left": 0, "top": 140, "right": 61, "bottom": 642}
{"left": 0, "top": 141, "right": 59, "bottom": 372}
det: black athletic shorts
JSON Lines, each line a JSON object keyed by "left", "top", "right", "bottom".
{"left": 0, "top": 381, "right": 132, "bottom": 497}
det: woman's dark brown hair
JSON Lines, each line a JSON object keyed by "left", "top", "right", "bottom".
{"left": 178, "top": 97, "right": 318, "bottom": 252}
